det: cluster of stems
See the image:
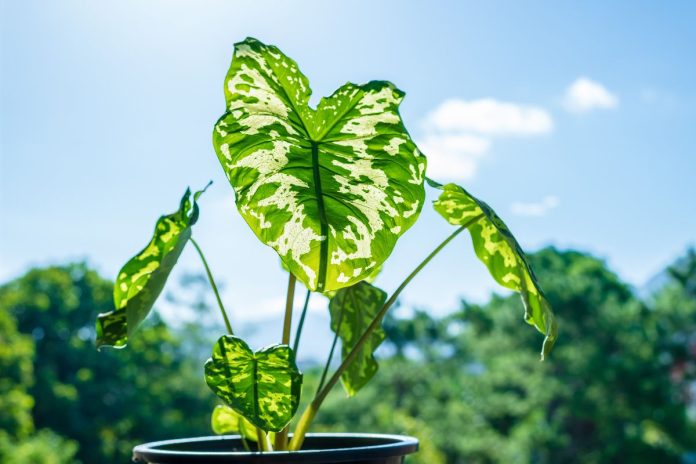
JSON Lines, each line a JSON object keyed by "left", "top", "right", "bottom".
{"left": 191, "top": 216, "right": 481, "bottom": 452}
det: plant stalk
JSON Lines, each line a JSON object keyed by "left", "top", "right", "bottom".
{"left": 282, "top": 273, "right": 297, "bottom": 345}
{"left": 191, "top": 239, "right": 267, "bottom": 450}
{"left": 292, "top": 290, "right": 312, "bottom": 354}
{"left": 240, "top": 436, "right": 250, "bottom": 452}
{"left": 275, "top": 272, "right": 297, "bottom": 450}
{"left": 256, "top": 429, "right": 267, "bottom": 451}
{"left": 316, "top": 308, "right": 343, "bottom": 395}
{"left": 190, "top": 237, "right": 233, "bottom": 335}
{"left": 288, "top": 216, "right": 482, "bottom": 451}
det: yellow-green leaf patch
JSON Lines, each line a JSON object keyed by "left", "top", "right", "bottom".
{"left": 211, "top": 404, "right": 258, "bottom": 440}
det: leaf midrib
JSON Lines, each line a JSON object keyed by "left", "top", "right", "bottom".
{"left": 262, "top": 57, "right": 368, "bottom": 292}
{"left": 311, "top": 89, "right": 363, "bottom": 142}
{"left": 311, "top": 141, "right": 329, "bottom": 292}
{"left": 251, "top": 356, "right": 259, "bottom": 424}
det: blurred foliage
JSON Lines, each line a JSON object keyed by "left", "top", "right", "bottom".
{"left": 0, "top": 306, "right": 34, "bottom": 438}
{"left": 313, "top": 247, "right": 696, "bottom": 463}
{"left": 0, "top": 300, "right": 78, "bottom": 464}
{"left": 0, "top": 430, "right": 78, "bottom": 464}
{"left": 1, "top": 248, "right": 695, "bottom": 463}
{"left": 0, "top": 264, "right": 216, "bottom": 463}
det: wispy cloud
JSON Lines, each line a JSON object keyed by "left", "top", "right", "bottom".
{"left": 510, "top": 195, "right": 560, "bottom": 217}
{"left": 416, "top": 133, "right": 490, "bottom": 180}
{"left": 424, "top": 98, "right": 554, "bottom": 136}
{"left": 419, "top": 98, "right": 553, "bottom": 181}
{"left": 563, "top": 77, "right": 618, "bottom": 113}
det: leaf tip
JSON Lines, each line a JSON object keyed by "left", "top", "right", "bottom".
{"left": 425, "top": 177, "right": 444, "bottom": 189}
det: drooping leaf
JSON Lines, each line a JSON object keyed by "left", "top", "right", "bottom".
{"left": 204, "top": 335, "right": 302, "bottom": 432}
{"left": 213, "top": 37, "right": 426, "bottom": 293}
{"left": 211, "top": 405, "right": 258, "bottom": 441}
{"left": 429, "top": 180, "right": 558, "bottom": 358}
{"left": 329, "top": 281, "right": 388, "bottom": 396}
{"left": 96, "top": 184, "right": 210, "bottom": 348}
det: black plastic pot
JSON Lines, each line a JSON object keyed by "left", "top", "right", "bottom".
{"left": 132, "top": 433, "right": 418, "bottom": 464}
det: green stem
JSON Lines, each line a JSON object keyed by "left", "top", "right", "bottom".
{"left": 190, "top": 237, "right": 233, "bottom": 335}
{"left": 289, "top": 216, "right": 482, "bottom": 451}
{"left": 292, "top": 290, "right": 311, "bottom": 354}
{"left": 316, "top": 308, "right": 343, "bottom": 396}
{"left": 282, "top": 273, "right": 297, "bottom": 345}
{"left": 256, "top": 429, "right": 267, "bottom": 451}
{"left": 275, "top": 272, "right": 297, "bottom": 451}
{"left": 240, "top": 436, "right": 250, "bottom": 452}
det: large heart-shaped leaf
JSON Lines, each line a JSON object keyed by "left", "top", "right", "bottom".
{"left": 96, "top": 185, "right": 209, "bottom": 348}
{"left": 329, "top": 281, "right": 388, "bottom": 396}
{"left": 204, "top": 335, "right": 302, "bottom": 432}
{"left": 213, "top": 37, "right": 426, "bottom": 293}
{"left": 429, "top": 180, "right": 558, "bottom": 358}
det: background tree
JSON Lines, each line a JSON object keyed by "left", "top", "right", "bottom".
{"left": 650, "top": 248, "right": 696, "bottom": 424}
{"left": 0, "top": 288, "right": 77, "bottom": 463}
{"left": 1, "top": 249, "right": 694, "bottom": 463}
{"left": 0, "top": 264, "right": 216, "bottom": 463}
{"left": 314, "top": 248, "right": 696, "bottom": 463}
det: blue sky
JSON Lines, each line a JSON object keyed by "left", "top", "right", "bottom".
{"left": 2, "top": 1, "right": 695, "bottom": 331}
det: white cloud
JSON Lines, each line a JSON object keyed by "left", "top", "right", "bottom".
{"left": 417, "top": 133, "right": 490, "bottom": 181}
{"left": 419, "top": 98, "right": 553, "bottom": 181}
{"left": 424, "top": 98, "right": 554, "bottom": 136}
{"left": 510, "top": 195, "right": 560, "bottom": 217}
{"left": 563, "top": 77, "right": 618, "bottom": 113}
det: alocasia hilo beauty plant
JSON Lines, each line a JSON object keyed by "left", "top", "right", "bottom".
{"left": 96, "top": 38, "right": 558, "bottom": 452}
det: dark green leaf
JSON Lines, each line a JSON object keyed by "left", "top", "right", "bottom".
{"left": 329, "top": 281, "right": 388, "bottom": 396}
{"left": 213, "top": 37, "right": 426, "bottom": 293}
{"left": 204, "top": 336, "right": 302, "bottom": 432}
{"left": 430, "top": 181, "right": 557, "bottom": 358}
{"left": 96, "top": 184, "right": 210, "bottom": 348}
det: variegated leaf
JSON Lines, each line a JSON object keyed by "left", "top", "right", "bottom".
{"left": 204, "top": 336, "right": 302, "bottom": 432}
{"left": 213, "top": 37, "right": 426, "bottom": 293}
{"left": 96, "top": 184, "right": 209, "bottom": 348}
{"left": 429, "top": 180, "right": 558, "bottom": 359}
{"left": 329, "top": 281, "right": 388, "bottom": 396}
{"left": 211, "top": 405, "right": 258, "bottom": 441}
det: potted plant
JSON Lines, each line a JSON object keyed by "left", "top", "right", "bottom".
{"left": 96, "top": 37, "right": 558, "bottom": 463}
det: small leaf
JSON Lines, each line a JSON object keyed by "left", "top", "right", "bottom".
{"left": 329, "top": 281, "right": 388, "bottom": 396}
{"left": 211, "top": 405, "right": 258, "bottom": 440}
{"left": 430, "top": 181, "right": 558, "bottom": 358}
{"left": 213, "top": 37, "right": 426, "bottom": 293}
{"left": 204, "top": 336, "right": 302, "bottom": 432}
{"left": 96, "top": 183, "right": 210, "bottom": 348}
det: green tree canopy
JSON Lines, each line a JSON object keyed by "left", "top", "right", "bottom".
{"left": 0, "top": 264, "right": 216, "bottom": 463}
{"left": 314, "top": 248, "right": 696, "bottom": 463}
{"left": 2, "top": 250, "right": 694, "bottom": 463}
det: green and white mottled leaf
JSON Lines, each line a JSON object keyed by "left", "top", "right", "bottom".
{"left": 204, "top": 335, "right": 302, "bottom": 432}
{"left": 96, "top": 184, "right": 210, "bottom": 348}
{"left": 211, "top": 405, "right": 258, "bottom": 440}
{"left": 213, "top": 37, "right": 426, "bottom": 293}
{"left": 329, "top": 281, "right": 388, "bottom": 396}
{"left": 429, "top": 180, "right": 558, "bottom": 359}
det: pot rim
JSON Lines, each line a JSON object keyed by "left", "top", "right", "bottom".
{"left": 133, "top": 433, "right": 418, "bottom": 463}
